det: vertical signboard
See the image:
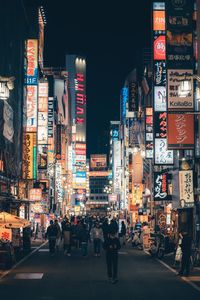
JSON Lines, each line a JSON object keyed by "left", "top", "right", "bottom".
{"left": 128, "top": 81, "right": 138, "bottom": 112}
{"left": 154, "top": 172, "right": 171, "bottom": 201}
{"left": 179, "top": 170, "right": 194, "bottom": 205}
{"left": 166, "top": 0, "right": 194, "bottom": 69}
{"left": 22, "top": 132, "right": 37, "bottom": 179}
{"left": 145, "top": 107, "right": 153, "bottom": 159}
{"left": 120, "top": 87, "right": 128, "bottom": 124}
{"left": 168, "top": 114, "right": 194, "bottom": 149}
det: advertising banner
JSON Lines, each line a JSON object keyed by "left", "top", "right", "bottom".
{"left": 132, "top": 153, "right": 143, "bottom": 184}
{"left": 29, "top": 188, "right": 42, "bottom": 201}
{"left": 179, "top": 170, "right": 194, "bottom": 205}
{"left": 154, "top": 61, "right": 166, "bottom": 86}
{"left": 154, "top": 35, "right": 166, "bottom": 60}
{"left": 167, "top": 70, "right": 194, "bottom": 111}
{"left": 25, "top": 39, "right": 38, "bottom": 85}
{"left": 120, "top": 87, "right": 128, "bottom": 124}
{"left": 48, "top": 97, "right": 54, "bottom": 138}
{"left": 128, "top": 118, "right": 140, "bottom": 147}
{"left": 90, "top": 154, "right": 107, "bottom": 170}
{"left": 166, "top": 0, "right": 194, "bottom": 68}
{"left": 0, "top": 228, "right": 12, "bottom": 242}
{"left": 155, "top": 138, "right": 173, "bottom": 165}
{"left": 22, "top": 132, "right": 37, "bottom": 179}
{"left": 154, "top": 112, "right": 167, "bottom": 138}
{"left": 168, "top": 114, "right": 194, "bottom": 149}
{"left": 154, "top": 86, "right": 166, "bottom": 111}
{"left": 153, "top": 10, "right": 165, "bottom": 31}
{"left": 128, "top": 81, "right": 138, "bottom": 112}
{"left": 154, "top": 172, "right": 171, "bottom": 201}
{"left": 25, "top": 85, "right": 38, "bottom": 132}
{"left": 56, "top": 124, "right": 62, "bottom": 160}
{"left": 145, "top": 107, "right": 153, "bottom": 159}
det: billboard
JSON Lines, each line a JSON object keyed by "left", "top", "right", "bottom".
{"left": 155, "top": 138, "right": 173, "bottom": 165}
{"left": 90, "top": 154, "right": 107, "bottom": 170}
{"left": 129, "top": 118, "right": 140, "bottom": 147}
{"left": 168, "top": 114, "right": 194, "bottom": 149}
{"left": 166, "top": 0, "right": 194, "bottom": 68}
{"left": 167, "top": 69, "right": 194, "bottom": 111}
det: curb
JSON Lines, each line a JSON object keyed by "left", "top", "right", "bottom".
{"left": 0, "top": 240, "right": 48, "bottom": 280}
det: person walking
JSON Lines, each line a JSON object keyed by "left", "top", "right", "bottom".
{"left": 62, "top": 220, "right": 72, "bottom": 256}
{"left": 79, "top": 222, "right": 89, "bottom": 257}
{"left": 102, "top": 218, "right": 110, "bottom": 242}
{"left": 103, "top": 229, "right": 121, "bottom": 284}
{"left": 46, "top": 220, "right": 58, "bottom": 256}
{"left": 90, "top": 222, "right": 104, "bottom": 256}
{"left": 120, "top": 221, "right": 126, "bottom": 246}
{"left": 54, "top": 219, "right": 62, "bottom": 252}
{"left": 177, "top": 231, "right": 192, "bottom": 276}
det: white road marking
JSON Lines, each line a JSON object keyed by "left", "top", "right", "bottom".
{"left": 38, "top": 249, "right": 49, "bottom": 252}
{"left": 14, "top": 273, "right": 43, "bottom": 279}
{"left": 156, "top": 258, "right": 200, "bottom": 293}
{"left": 0, "top": 241, "right": 47, "bottom": 280}
{"left": 118, "top": 251, "right": 128, "bottom": 255}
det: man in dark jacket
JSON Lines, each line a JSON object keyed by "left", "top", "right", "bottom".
{"left": 46, "top": 220, "right": 58, "bottom": 255}
{"left": 103, "top": 229, "right": 121, "bottom": 284}
{"left": 178, "top": 231, "right": 192, "bottom": 276}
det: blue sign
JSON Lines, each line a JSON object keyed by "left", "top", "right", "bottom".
{"left": 121, "top": 87, "right": 128, "bottom": 124}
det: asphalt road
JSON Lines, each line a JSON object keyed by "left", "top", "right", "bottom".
{"left": 0, "top": 243, "right": 200, "bottom": 300}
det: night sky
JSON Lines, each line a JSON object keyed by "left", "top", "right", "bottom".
{"left": 42, "top": 0, "right": 151, "bottom": 156}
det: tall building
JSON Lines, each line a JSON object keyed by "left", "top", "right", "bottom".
{"left": 66, "top": 55, "right": 87, "bottom": 215}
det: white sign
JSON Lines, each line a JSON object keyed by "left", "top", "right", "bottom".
{"left": 155, "top": 138, "right": 173, "bottom": 165}
{"left": 179, "top": 170, "right": 194, "bottom": 204}
{"left": 154, "top": 86, "right": 166, "bottom": 112}
{"left": 167, "top": 70, "right": 194, "bottom": 110}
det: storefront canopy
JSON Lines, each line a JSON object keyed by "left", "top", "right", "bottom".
{"left": 0, "top": 211, "right": 30, "bottom": 228}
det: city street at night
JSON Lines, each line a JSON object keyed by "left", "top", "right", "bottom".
{"left": 0, "top": 244, "right": 200, "bottom": 300}
{"left": 1, "top": 0, "right": 200, "bottom": 299}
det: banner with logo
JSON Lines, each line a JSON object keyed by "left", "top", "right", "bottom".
{"left": 179, "top": 170, "right": 194, "bottom": 205}
{"left": 154, "top": 172, "right": 171, "bottom": 201}
{"left": 167, "top": 69, "right": 194, "bottom": 111}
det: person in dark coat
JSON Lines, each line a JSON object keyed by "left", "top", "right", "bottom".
{"left": 120, "top": 221, "right": 126, "bottom": 246}
{"left": 177, "top": 231, "right": 192, "bottom": 276}
{"left": 103, "top": 229, "right": 121, "bottom": 284}
{"left": 102, "top": 219, "right": 110, "bottom": 241}
{"left": 78, "top": 222, "right": 90, "bottom": 256}
{"left": 62, "top": 220, "right": 72, "bottom": 256}
{"left": 46, "top": 220, "right": 58, "bottom": 255}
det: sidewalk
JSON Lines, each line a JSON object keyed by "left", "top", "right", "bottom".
{"left": 0, "top": 238, "right": 45, "bottom": 271}
{"left": 160, "top": 252, "right": 200, "bottom": 288}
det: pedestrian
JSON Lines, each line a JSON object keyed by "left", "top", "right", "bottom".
{"left": 79, "top": 222, "right": 89, "bottom": 257}
{"left": 45, "top": 220, "right": 58, "bottom": 256}
{"left": 110, "top": 218, "right": 119, "bottom": 235}
{"left": 54, "top": 219, "right": 62, "bottom": 252}
{"left": 103, "top": 228, "right": 121, "bottom": 284}
{"left": 177, "top": 231, "right": 192, "bottom": 276}
{"left": 90, "top": 222, "right": 104, "bottom": 256}
{"left": 102, "top": 218, "right": 110, "bottom": 242}
{"left": 120, "top": 221, "right": 126, "bottom": 246}
{"left": 62, "top": 220, "right": 72, "bottom": 256}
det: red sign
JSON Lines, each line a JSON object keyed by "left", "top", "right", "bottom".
{"left": 154, "top": 35, "right": 166, "bottom": 60}
{"left": 168, "top": 114, "right": 194, "bottom": 149}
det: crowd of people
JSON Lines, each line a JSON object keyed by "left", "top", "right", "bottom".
{"left": 45, "top": 215, "right": 124, "bottom": 284}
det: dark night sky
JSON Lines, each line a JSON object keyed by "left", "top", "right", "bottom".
{"left": 42, "top": 0, "right": 151, "bottom": 156}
